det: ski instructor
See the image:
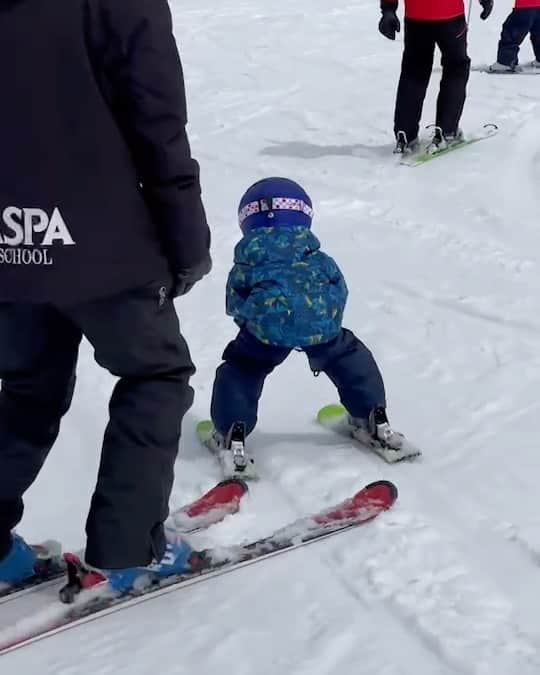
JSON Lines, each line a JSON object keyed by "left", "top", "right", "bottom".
{"left": 0, "top": 0, "right": 211, "bottom": 590}
{"left": 378, "top": 0, "right": 494, "bottom": 153}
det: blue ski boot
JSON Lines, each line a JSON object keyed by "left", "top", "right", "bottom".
{"left": 105, "top": 527, "right": 195, "bottom": 593}
{"left": 0, "top": 534, "right": 37, "bottom": 585}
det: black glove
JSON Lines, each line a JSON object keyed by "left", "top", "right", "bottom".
{"left": 480, "top": 0, "right": 493, "bottom": 20}
{"left": 174, "top": 253, "right": 212, "bottom": 297}
{"left": 379, "top": 4, "right": 400, "bottom": 41}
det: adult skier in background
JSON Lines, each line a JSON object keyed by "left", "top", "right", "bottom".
{"left": 379, "top": 0, "right": 494, "bottom": 153}
{"left": 0, "top": 0, "right": 210, "bottom": 592}
{"left": 490, "top": 0, "right": 540, "bottom": 71}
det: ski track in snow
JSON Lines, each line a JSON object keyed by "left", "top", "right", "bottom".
{"left": 3, "top": 1, "right": 540, "bottom": 673}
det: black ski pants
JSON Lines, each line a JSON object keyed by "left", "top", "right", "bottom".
{"left": 394, "top": 15, "right": 471, "bottom": 142}
{"left": 497, "top": 8, "right": 540, "bottom": 66}
{"left": 211, "top": 327, "right": 386, "bottom": 436}
{"left": 0, "top": 280, "right": 195, "bottom": 568}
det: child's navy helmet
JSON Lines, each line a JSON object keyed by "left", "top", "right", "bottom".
{"left": 238, "top": 177, "right": 313, "bottom": 234}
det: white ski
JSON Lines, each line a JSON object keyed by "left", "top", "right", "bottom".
{"left": 196, "top": 420, "right": 259, "bottom": 480}
{"left": 316, "top": 404, "right": 422, "bottom": 463}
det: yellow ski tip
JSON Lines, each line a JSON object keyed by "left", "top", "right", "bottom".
{"left": 316, "top": 403, "right": 347, "bottom": 426}
{"left": 196, "top": 419, "right": 215, "bottom": 443}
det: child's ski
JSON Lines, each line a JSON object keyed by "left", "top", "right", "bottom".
{"left": 196, "top": 420, "right": 259, "bottom": 480}
{"left": 0, "top": 479, "right": 248, "bottom": 605}
{"left": 317, "top": 404, "right": 422, "bottom": 463}
{"left": 0, "top": 480, "right": 397, "bottom": 656}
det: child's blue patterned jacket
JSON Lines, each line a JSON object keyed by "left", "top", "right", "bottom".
{"left": 226, "top": 227, "right": 348, "bottom": 348}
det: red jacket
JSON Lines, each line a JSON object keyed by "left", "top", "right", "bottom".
{"left": 383, "top": 0, "right": 472, "bottom": 20}
{"left": 515, "top": 0, "right": 540, "bottom": 8}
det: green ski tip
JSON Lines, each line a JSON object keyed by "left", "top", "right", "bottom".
{"left": 316, "top": 403, "right": 348, "bottom": 426}
{"left": 196, "top": 419, "right": 215, "bottom": 443}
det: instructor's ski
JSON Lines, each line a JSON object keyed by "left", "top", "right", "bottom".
{"left": 0, "top": 479, "right": 248, "bottom": 605}
{"left": 0, "top": 480, "right": 397, "bottom": 656}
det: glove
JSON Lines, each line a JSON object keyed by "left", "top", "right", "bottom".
{"left": 379, "top": 6, "right": 400, "bottom": 40}
{"left": 480, "top": 0, "right": 493, "bottom": 20}
{"left": 174, "top": 253, "right": 212, "bottom": 297}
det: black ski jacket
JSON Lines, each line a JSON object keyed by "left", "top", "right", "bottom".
{"left": 0, "top": 0, "right": 209, "bottom": 303}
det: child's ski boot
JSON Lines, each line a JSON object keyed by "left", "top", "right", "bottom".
{"left": 350, "top": 407, "right": 422, "bottom": 463}
{"left": 200, "top": 421, "right": 258, "bottom": 480}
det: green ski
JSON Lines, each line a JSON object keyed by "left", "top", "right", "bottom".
{"left": 400, "top": 124, "right": 498, "bottom": 167}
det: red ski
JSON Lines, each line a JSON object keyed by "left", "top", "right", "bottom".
{"left": 0, "top": 479, "right": 248, "bottom": 605}
{"left": 0, "top": 480, "right": 397, "bottom": 656}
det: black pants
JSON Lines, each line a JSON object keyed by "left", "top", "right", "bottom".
{"left": 497, "top": 8, "right": 540, "bottom": 66}
{"left": 394, "top": 16, "right": 471, "bottom": 141}
{"left": 210, "top": 328, "right": 386, "bottom": 436}
{"left": 0, "top": 280, "right": 195, "bottom": 568}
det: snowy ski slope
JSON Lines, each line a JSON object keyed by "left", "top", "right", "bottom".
{"left": 2, "top": 1, "right": 540, "bottom": 673}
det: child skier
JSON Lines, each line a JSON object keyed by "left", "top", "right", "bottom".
{"left": 379, "top": 0, "right": 493, "bottom": 153}
{"left": 204, "top": 177, "right": 417, "bottom": 470}
{"left": 490, "top": 1, "right": 540, "bottom": 72}
{"left": 0, "top": 0, "right": 210, "bottom": 592}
